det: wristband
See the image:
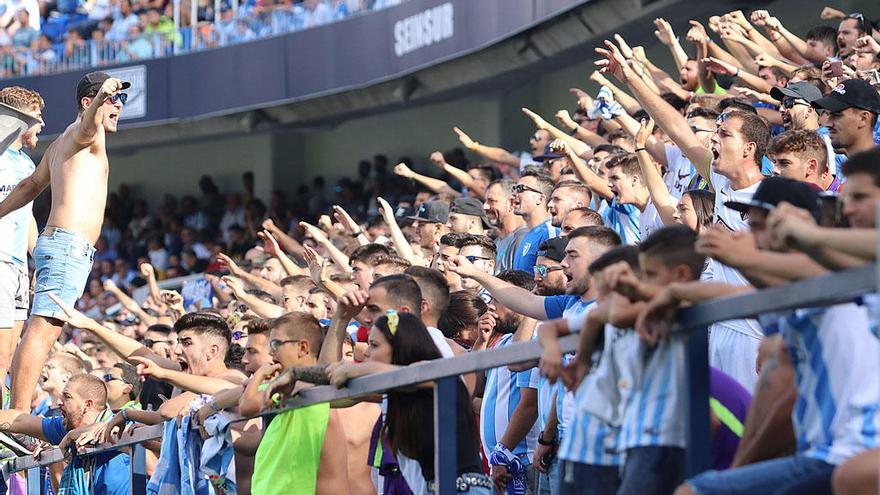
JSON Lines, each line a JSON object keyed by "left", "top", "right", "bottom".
{"left": 537, "top": 433, "right": 557, "bottom": 446}
{"left": 569, "top": 125, "right": 579, "bottom": 136}
{"left": 210, "top": 397, "right": 222, "bottom": 413}
{"left": 635, "top": 147, "right": 647, "bottom": 153}
{"left": 350, "top": 230, "right": 364, "bottom": 238}
{"left": 734, "top": 67, "right": 740, "bottom": 77}
{"left": 120, "top": 408, "right": 131, "bottom": 422}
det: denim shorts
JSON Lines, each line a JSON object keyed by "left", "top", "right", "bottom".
{"left": 31, "top": 227, "right": 95, "bottom": 320}
{"left": 687, "top": 455, "right": 835, "bottom": 495}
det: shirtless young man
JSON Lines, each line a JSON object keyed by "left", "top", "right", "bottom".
{"left": 0, "top": 71, "right": 130, "bottom": 410}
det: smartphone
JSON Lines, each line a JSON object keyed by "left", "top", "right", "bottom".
{"left": 826, "top": 57, "right": 843, "bottom": 77}
{"left": 864, "top": 69, "right": 880, "bottom": 86}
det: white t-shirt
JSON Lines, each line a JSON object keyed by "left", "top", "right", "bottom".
{"left": 663, "top": 144, "right": 695, "bottom": 199}
{"left": 707, "top": 170, "right": 765, "bottom": 339}
{"left": 639, "top": 201, "right": 664, "bottom": 241}
{"left": 427, "top": 326, "right": 454, "bottom": 358}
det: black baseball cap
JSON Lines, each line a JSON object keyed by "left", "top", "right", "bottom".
{"left": 533, "top": 143, "right": 565, "bottom": 162}
{"left": 407, "top": 200, "right": 449, "bottom": 224}
{"left": 770, "top": 81, "right": 823, "bottom": 104}
{"left": 724, "top": 176, "right": 821, "bottom": 222}
{"left": 811, "top": 79, "right": 880, "bottom": 114}
{"left": 76, "top": 71, "right": 131, "bottom": 102}
{"left": 537, "top": 237, "right": 569, "bottom": 263}
{"left": 450, "top": 197, "right": 492, "bottom": 228}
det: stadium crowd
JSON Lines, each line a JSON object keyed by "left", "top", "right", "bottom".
{"left": 0, "top": 3, "right": 879, "bottom": 495}
{"left": 0, "top": 0, "right": 396, "bottom": 76}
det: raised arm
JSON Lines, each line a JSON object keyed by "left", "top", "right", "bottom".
{"left": 555, "top": 108, "right": 607, "bottom": 149}
{"left": 703, "top": 57, "right": 773, "bottom": 94}
{"left": 0, "top": 154, "right": 49, "bottom": 219}
{"left": 104, "top": 279, "right": 157, "bottom": 327}
{"left": 751, "top": 11, "right": 810, "bottom": 66}
{"left": 447, "top": 256, "right": 549, "bottom": 320}
{"left": 222, "top": 276, "right": 284, "bottom": 318}
{"left": 217, "top": 252, "right": 283, "bottom": 299}
{"left": 299, "top": 222, "right": 351, "bottom": 271}
{"left": 635, "top": 120, "right": 677, "bottom": 225}
{"left": 377, "top": 196, "right": 419, "bottom": 265}
{"left": 565, "top": 145, "right": 613, "bottom": 201}
{"left": 393, "top": 162, "right": 458, "bottom": 197}
{"left": 588, "top": 71, "right": 642, "bottom": 115}
{"left": 453, "top": 127, "right": 521, "bottom": 167}
{"left": 262, "top": 218, "right": 304, "bottom": 260}
{"left": 258, "top": 230, "right": 305, "bottom": 277}
{"left": 653, "top": 18, "right": 689, "bottom": 72}
{"left": 332, "top": 205, "right": 369, "bottom": 247}
{"left": 319, "top": 290, "right": 366, "bottom": 364}
{"left": 521, "top": 108, "right": 591, "bottom": 157}
{"left": 73, "top": 77, "right": 123, "bottom": 146}
{"left": 597, "top": 39, "right": 714, "bottom": 186}
{"left": 139, "top": 263, "right": 162, "bottom": 306}
{"left": 428, "top": 152, "right": 487, "bottom": 198}
{"left": 48, "top": 294, "right": 180, "bottom": 370}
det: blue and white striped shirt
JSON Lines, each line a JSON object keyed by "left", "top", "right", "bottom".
{"left": 602, "top": 198, "right": 641, "bottom": 245}
{"left": 619, "top": 335, "right": 688, "bottom": 450}
{"left": 480, "top": 333, "right": 542, "bottom": 458}
{"left": 557, "top": 311, "right": 623, "bottom": 466}
{"left": 764, "top": 303, "right": 880, "bottom": 465}
{"left": 512, "top": 219, "right": 560, "bottom": 274}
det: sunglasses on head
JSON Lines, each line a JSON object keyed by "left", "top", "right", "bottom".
{"left": 849, "top": 13, "right": 871, "bottom": 36}
{"left": 690, "top": 126, "right": 714, "bottom": 134}
{"left": 533, "top": 264, "right": 563, "bottom": 277}
{"left": 512, "top": 183, "right": 542, "bottom": 195}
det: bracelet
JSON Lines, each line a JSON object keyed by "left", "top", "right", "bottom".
{"left": 569, "top": 125, "right": 579, "bottom": 136}
{"left": 120, "top": 408, "right": 131, "bottom": 422}
{"left": 734, "top": 67, "right": 740, "bottom": 77}
{"left": 210, "top": 397, "right": 222, "bottom": 413}
{"left": 634, "top": 147, "right": 647, "bottom": 153}
{"left": 350, "top": 230, "right": 364, "bottom": 238}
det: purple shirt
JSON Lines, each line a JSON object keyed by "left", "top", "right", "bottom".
{"left": 710, "top": 367, "right": 752, "bottom": 470}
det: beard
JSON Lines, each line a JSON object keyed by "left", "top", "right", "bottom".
{"left": 495, "top": 314, "right": 522, "bottom": 334}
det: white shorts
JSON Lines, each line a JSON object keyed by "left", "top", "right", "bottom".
{"left": 0, "top": 261, "right": 28, "bottom": 327}
{"left": 709, "top": 324, "right": 761, "bottom": 392}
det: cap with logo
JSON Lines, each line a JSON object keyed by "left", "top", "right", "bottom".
{"left": 450, "top": 197, "right": 492, "bottom": 229}
{"left": 770, "top": 81, "right": 823, "bottom": 103}
{"left": 536, "top": 236, "right": 569, "bottom": 263}
{"left": 724, "top": 176, "right": 822, "bottom": 222}
{"left": 811, "top": 79, "right": 880, "bottom": 114}
{"left": 407, "top": 200, "right": 449, "bottom": 224}
{"left": 76, "top": 71, "right": 132, "bottom": 102}
{"left": 533, "top": 143, "right": 565, "bottom": 162}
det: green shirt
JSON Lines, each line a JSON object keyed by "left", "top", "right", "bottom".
{"left": 252, "top": 403, "right": 330, "bottom": 495}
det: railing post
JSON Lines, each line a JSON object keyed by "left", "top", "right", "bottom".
{"left": 26, "top": 467, "right": 40, "bottom": 495}
{"left": 434, "top": 376, "right": 457, "bottom": 495}
{"left": 130, "top": 443, "right": 148, "bottom": 495}
{"left": 684, "top": 326, "right": 711, "bottom": 477}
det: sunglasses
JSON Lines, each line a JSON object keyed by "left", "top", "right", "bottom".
{"left": 103, "top": 374, "right": 123, "bottom": 384}
{"left": 529, "top": 133, "right": 542, "bottom": 141}
{"left": 533, "top": 264, "right": 563, "bottom": 277}
{"left": 849, "top": 13, "right": 870, "bottom": 36}
{"left": 781, "top": 97, "right": 809, "bottom": 109}
{"left": 465, "top": 255, "right": 493, "bottom": 263}
{"left": 143, "top": 338, "right": 169, "bottom": 347}
{"left": 106, "top": 93, "right": 128, "bottom": 105}
{"left": 269, "top": 338, "right": 299, "bottom": 353}
{"left": 512, "top": 183, "right": 543, "bottom": 195}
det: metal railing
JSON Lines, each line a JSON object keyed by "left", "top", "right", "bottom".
{"left": 4, "top": 264, "right": 877, "bottom": 495}
{"left": 1, "top": 1, "right": 410, "bottom": 79}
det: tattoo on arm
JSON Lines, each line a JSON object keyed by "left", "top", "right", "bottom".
{"left": 289, "top": 365, "right": 331, "bottom": 385}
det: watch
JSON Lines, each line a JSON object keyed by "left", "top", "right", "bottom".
{"left": 351, "top": 230, "right": 364, "bottom": 238}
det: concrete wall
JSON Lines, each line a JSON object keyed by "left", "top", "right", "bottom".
{"left": 107, "top": 133, "right": 274, "bottom": 204}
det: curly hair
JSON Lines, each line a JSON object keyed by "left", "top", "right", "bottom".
{"left": 0, "top": 86, "right": 44, "bottom": 111}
